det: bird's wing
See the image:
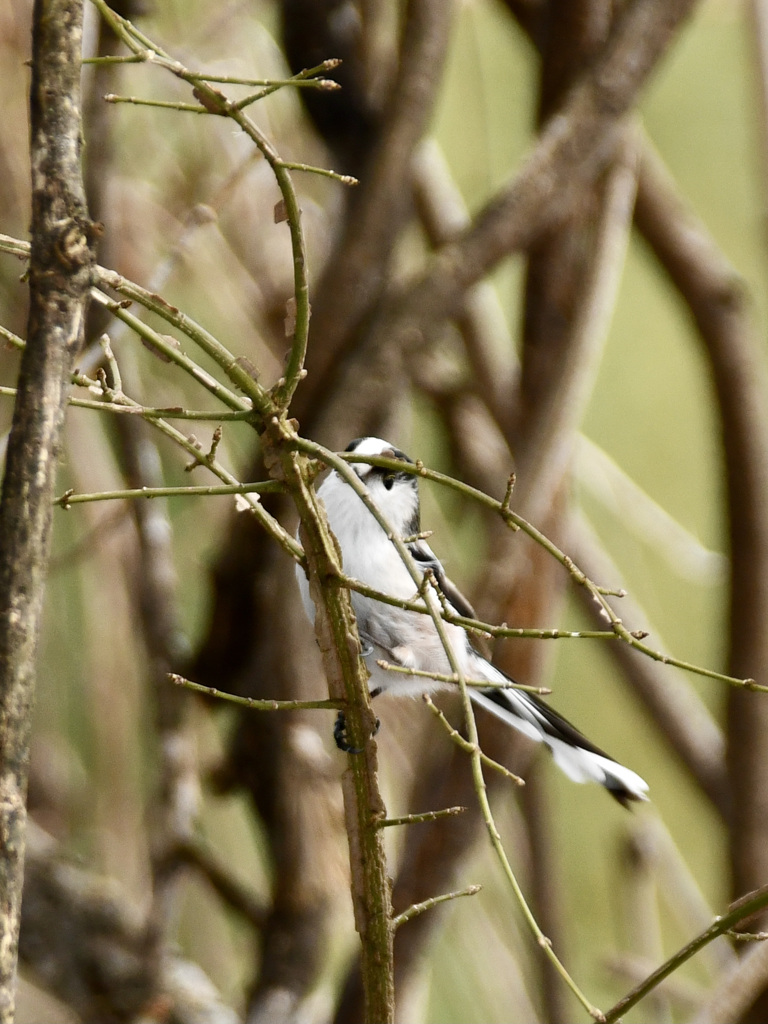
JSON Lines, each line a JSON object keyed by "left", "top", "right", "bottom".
{"left": 407, "top": 538, "right": 477, "bottom": 620}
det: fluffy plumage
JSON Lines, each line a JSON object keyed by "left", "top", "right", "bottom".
{"left": 296, "top": 436, "right": 648, "bottom": 805}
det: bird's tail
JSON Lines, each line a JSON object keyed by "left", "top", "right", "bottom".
{"left": 469, "top": 663, "right": 649, "bottom": 806}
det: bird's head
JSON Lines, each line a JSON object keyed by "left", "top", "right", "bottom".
{"left": 341, "top": 437, "right": 420, "bottom": 536}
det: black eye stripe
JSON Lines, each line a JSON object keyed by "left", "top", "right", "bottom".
{"left": 371, "top": 466, "right": 414, "bottom": 484}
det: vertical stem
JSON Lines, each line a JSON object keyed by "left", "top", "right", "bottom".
{"left": 0, "top": 1, "right": 96, "bottom": 1018}
{"left": 273, "top": 436, "right": 395, "bottom": 1023}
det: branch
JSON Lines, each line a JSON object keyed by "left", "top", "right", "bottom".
{"left": 170, "top": 673, "right": 343, "bottom": 712}
{"left": 20, "top": 822, "right": 239, "bottom": 1024}
{"left": 391, "top": 885, "right": 481, "bottom": 930}
{"left": 263, "top": 425, "right": 395, "bottom": 1024}
{"left": 322, "top": 445, "right": 755, "bottom": 690}
{"left": 634, "top": 140, "right": 768, "bottom": 895}
{"left": 291, "top": 0, "right": 454, "bottom": 432}
{"left": 569, "top": 514, "right": 729, "bottom": 815}
{"left": 0, "top": 2, "right": 97, "bottom": 1018}
{"left": 376, "top": 0, "right": 700, "bottom": 352}
{"left": 604, "top": 884, "right": 768, "bottom": 1022}
{"left": 88, "top": 0, "right": 311, "bottom": 413}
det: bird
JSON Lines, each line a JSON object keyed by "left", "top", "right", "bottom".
{"left": 296, "top": 436, "right": 649, "bottom": 805}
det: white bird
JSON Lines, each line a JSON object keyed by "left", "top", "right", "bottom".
{"left": 296, "top": 436, "right": 649, "bottom": 805}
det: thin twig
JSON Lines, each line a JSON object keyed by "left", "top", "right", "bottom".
{"left": 89, "top": 0, "right": 311, "bottom": 412}
{"left": 169, "top": 674, "right": 344, "bottom": 712}
{"left": 392, "top": 885, "right": 482, "bottom": 930}
{"left": 378, "top": 807, "right": 467, "bottom": 828}
{"left": 54, "top": 480, "right": 282, "bottom": 507}
{"left": 604, "top": 884, "right": 768, "bottom": 1022}
{"left": 422, "top": 697, "right": 524, "bottom": 786}
{"left": 306, "top": 442, "right": 759, "bottom": 691}
{"left": 376, "top": 659, "right": 550, "bottom": 694}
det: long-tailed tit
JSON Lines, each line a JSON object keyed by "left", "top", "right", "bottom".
{"left": 297, "top": 436, "right": 649, "bottom": 805}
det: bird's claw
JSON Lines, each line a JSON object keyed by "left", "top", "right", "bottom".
{"left": 334, "top": 710, "right": 380, "bottom": 754}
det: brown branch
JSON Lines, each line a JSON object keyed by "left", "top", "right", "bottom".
{"left": 292, "top": 0, "right": 454, "bottom": 436}
{"left": 19, "top": 822, "right": 238, "bottom": 1024}
{"left": 690, "top": 940, "right": 768, "bottom": 1024}
{"left": 0, "top": 2, "right": 97, "bottom": 1018}
{"left": 172, "top": 837, "right": 266, "bottom": 929}
{"left": 336, "top": 7, "right": 690, "bottom": 1014}
{"left": 570, "top": 514, "right": 728, "bottom": 815}
{"left": 79, "top": 10, "right": 199, "bottom": 942}
{"left": 266, "top": 430, "right": 395, "bottom": 1024}
{"left": 378, "top": 0, "right": 699, "bottom": 350}
{"left": 513, "top": 124, "right": 640, "bottom": 524}
{"left": 411, "top": 139, "right": 518, "bottom": 434}
{"left": 634, "top": 143, "right": 768, "bottom": 897}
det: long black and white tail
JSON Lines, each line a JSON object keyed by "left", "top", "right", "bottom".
{"left": 469, "top": 665, "right": 649, "bottom": 806}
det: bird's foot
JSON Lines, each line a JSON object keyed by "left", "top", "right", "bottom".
{"left": 333, "top": 710, "right": 380, "bottom": 753}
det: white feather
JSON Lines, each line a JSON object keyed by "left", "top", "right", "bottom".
{"left": 296, "top": 437, "right": 650, "bottom": 804}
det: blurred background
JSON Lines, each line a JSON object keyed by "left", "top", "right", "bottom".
{"left": 2, "top": 0, "right": 768, "bottom": 1021}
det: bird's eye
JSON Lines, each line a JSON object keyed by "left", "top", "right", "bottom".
{"left": 382, "top": 473, "right": 395, "bottom": 491}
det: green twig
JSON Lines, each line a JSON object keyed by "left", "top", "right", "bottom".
{"left": 422, "top": 696, "right": 524, "bottom": 786}
{"left": 378, "top": 806, "right": 467, "bottom": 828}
{"left": 276, "top": 160, "right": 358, "bottom": 185}
{"left": 92, "top": 275, "right": 263, "bottom": 411}
{"left": 329, "top": 571, "right": 619, "bottom": 642}
{"left": 392, "top": 885, "right": 482, "bottom": 930}
{"left": 192, "top": 57, "right": 342, "bottom": 93}
{"left": 0, "top": 324, "right": 25, "bottom": 350}
{"left": 422, "top": 672, "right": 601, "bottom": 1021}
{"left": 329, "top": 447, "right": 760, "bottom": 692}
{"left": 104, "top": 94, "right": 208, "bottom": 113}
{"left": 169, "top": 674, "right": 343, "bottom": 711}
{"left": 88, "top": 0, "right": 311, "bottom": 413}
{"left": 82, "top": 51, "right": 148, "bottom": 64}
{"left": 376, "top": 659, "right": 550, "bottom": 694}
{"left": 604, "top": 884, "right": 768, "bottom": 1022}
{"left": 54, "top": 480, "right": 282, "bottom": 508}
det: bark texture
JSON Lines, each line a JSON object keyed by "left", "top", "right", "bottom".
{"left": 0, "top": 1, "right": 96, "bottom": 1017}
